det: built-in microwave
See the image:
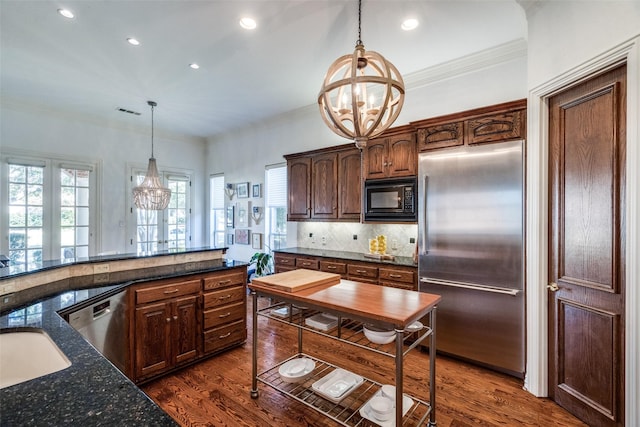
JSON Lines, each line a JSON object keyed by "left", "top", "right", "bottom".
{"left": 363, "top": 177, "right": 417, "bottom": 222}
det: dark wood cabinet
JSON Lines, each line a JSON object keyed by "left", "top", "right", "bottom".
{"left": 274, "top": 252, "right": 417, "bottom": 290}
{"left": 414, "top": 99, "right": 526, "bottom": 151}
{"left": 285, "top": 144, "right": 361, "bottom": 222}
{"left": 287, "top": 157, "right": 311, "bottom": 220}
{"left": 363, "top": 129, "right": 417, "bottom": 179}
{"left": 311, "top": 153, "right": 338, "bottom": 219}
{"left": 130, "top": 267, "right": 247, "bottom": 383}
{"left": 134, "top": 281, "right": 200, "bottom": 379}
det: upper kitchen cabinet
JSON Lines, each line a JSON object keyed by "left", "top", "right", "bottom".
{"left": 363, "top": 126, "right": 417, "bottom": 179}
{"left": 285, "top": 144, "right": 361, "bottom": 222}
{"left": 287, "top": 157, "right": 312, "bottom": 220}
{"left": 413, "top": 99, "right": 526, "bottom": 151}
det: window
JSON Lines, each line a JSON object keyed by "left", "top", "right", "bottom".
{"left": 265, "top": 164, "right": 287, "bottom": 251}
{"left": 4, "top": 156, "right": 97, "bottom": 266}
{"left": 209, "top": 174, "right": 225, "bottom": 247}
{"left": 131, "top": 168, "right": 191, "bottom": 253}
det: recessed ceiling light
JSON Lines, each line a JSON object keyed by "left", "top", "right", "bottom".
{"left": 127, "top": 38, "right": 140, "bottom": 46}
{"left": 239, "top": 17, "right": 257, "bottom": 30}
{"left": 57, "top": 9, "right": 74, "bottom": 19}
{"left": 189, "top": 63, "right": 200, "bottom": 70}
{"left": 401, "top": 18, "right": 419, "bottom": 31}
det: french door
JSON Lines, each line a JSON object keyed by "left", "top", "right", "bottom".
{"left": 130, "top": 168, "right": 191, "bottom": 253}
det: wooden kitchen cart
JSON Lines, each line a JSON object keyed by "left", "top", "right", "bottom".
{"left": 249, "top": 276, "right": 441, "bottom": 426}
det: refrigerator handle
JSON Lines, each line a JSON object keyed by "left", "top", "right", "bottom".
{"left": 420, "top": 277, "right": 520, "bottom": 296}
{"left": 421, "top": 175, "right": 429, "bottom": 255}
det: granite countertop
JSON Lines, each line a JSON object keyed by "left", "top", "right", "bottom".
{"left": 274, "top": 247, "right": 417, "bottom": 268}
{"left": 0, "top": 258, "right": 246, "bottom": 426}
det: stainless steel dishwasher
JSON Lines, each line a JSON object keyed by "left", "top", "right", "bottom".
{"left": 65, "top": 289, "right": 129, "bottom": 374}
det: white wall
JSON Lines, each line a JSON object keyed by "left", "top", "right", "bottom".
{"left": 207, "top": 53, "right": 528, "bottom": 262}
{"left": 0, "top": 102, "right": 207, "bottom": 254}
{"left": 523, "top": 1, "right": 640, "bottom": 424}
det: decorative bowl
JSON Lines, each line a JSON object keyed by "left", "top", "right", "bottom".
{"left": 362, "top": 324, "right": 395, "bottom": 345}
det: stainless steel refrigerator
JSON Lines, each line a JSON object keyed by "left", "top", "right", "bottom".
{"left": 418, "top": 139, "right": 525, "bottom": 377}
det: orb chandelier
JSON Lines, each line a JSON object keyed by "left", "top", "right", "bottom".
{"left": 132, "top": 101, "right": 171, "bottom": 210}
{"left": 318, "top": 0, "right": 405, "bottom": 149}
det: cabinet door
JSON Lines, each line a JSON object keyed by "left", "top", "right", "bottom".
{"left": 311, "top": 153, "right": 338, "bottom": 219}
{"left": 338, "top": 149, "right": 362, "bottom": 220}
{"left": 173, "top": 295, "right": 199, "bottom": 364}
{"left": 465, "top": 109, "right": 525, "bottom": 145}
{"left": 135, "top": 301, "right": 171, "bottom": 380}
{"left": 363, "top": 138, "right": 388, "bottom": 179}
{"left": 387, "top": 133, "right": 417, "bottom": 177}
{"left": 417, "top": 121, "right": 464, "bottom": 151}
{"left": 287, "top": 157, "right": 311, "bottom": 220}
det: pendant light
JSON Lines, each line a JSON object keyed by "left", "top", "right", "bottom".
{"left": 132, "top": 101, "right": 171, "bottom": 210}
{"left": 318, "top": 0, "right": 405, "bottom": 149}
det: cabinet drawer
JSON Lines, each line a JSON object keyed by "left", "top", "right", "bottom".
{"left": 379, "top": 268, "right": 415, "bottom": 284}
{"left": 203, "top": 285, "right": 245, "bottom": 310}
{"left": 347, "top": 264, "right": 378, "bottom": 279}
{"left": 203, "top": 301, "right": 245, "bottom": 329}
{"left": 296, "top": 258, "right": 319, "bottom": 270}
{"left": 274, "top": 254, "right": 296, "bottom": 267}
{"left": 135, "top": 279, "right": 201, "bottom": 305}
{"left": 203, "top": 271, "right": 245, "bottom": 291}
{"left": 320, "top": 261, "right": 346, "bottom": 275}
{"left": 203, "top": 320, "right": 246, "bottom": 354}
{"left": 379, "top": 280, "right": 416, "bottom": 291}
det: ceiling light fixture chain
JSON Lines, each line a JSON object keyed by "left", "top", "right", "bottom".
{"left": 132, "top": 100, "right": 171, "bottom": 211}
{"left": 317, "top": 0, "right": 405, "bottom": 149}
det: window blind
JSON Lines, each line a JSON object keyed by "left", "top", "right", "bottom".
{"left": 211, "top": 174, "right": 225, "bottom": 209}
{"left": 266, "top": 165, "right": 286, "bottom": 207}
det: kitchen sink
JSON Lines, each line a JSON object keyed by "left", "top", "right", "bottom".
{"left": 0, "top": 328, "right": 72, "bottom": 389}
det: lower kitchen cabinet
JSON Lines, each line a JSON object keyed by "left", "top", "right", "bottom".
{"left": 274, "top": 252, "right": 417, "bottom": 290}
{"left": 130, "top": 266, "right": 247, "bottom": 383}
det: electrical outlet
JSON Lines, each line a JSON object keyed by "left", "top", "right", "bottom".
{"left": 410, "top": 237, "right": 416, "bottom": 244}
{"left": 321, "top": 236, "right": 327, "bottom": 245}
{"left": 353, "top": 234, "right": 357, "bottom": 240}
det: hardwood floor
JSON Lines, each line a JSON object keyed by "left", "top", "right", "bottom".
{"left": 142, "top": 297, "right": 587, "bottom": 426}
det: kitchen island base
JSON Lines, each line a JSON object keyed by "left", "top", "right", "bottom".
{"left": 249, "top": 278, "right": 440, "bottom": 426}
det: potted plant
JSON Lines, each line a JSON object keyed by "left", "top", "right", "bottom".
{"left": 249, "top": 251, "right": 273, "bottom": 280}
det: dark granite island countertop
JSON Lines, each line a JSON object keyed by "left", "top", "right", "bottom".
{"left": 274, "top": 247, "right": 417, "bottom": 268}
{"left": 0, "top": 250, "right": 247, "bottom": 426}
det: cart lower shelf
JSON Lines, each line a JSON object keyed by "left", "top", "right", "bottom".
{"left": 255, "top": 353, "right": 432, "bottom": 426}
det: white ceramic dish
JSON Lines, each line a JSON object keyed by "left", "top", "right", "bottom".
{"left": 363, "top": 325, "right": 396, "bottom": 345}
{"left": 278, "top": 357, "right": 315, "bottom": 383}
{"left": 305, "top": 313, "right": 339, "bottom": 331}
{"left": 311, "top": 368, "right": 364, "bottom": 403}
{"left": 270, "top": 306, "right": 300, "bottom": 318}
{"left": 359, "top": 389, "right": 414, "bottom": 427}
{"left": 369, "top": 396, "right": 394, "bottom": 421}
{"left": 405, "top": 321, "right": 423, "bottom": 332}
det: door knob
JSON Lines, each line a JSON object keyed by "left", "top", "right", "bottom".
{"left": 547, "top": 282, "right": 559, "bottom": 292}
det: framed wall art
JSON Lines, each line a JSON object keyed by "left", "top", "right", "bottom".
{"left": 235, "top": 229, "right": 250, "bottom": 245}
{"left": 252, "top": 183, "right": 261, "bottom": 198}
{"left": 236, "top": 182, "right": 249, "bottom": 198}
{"left": 226, "top": 205, "right": 234, "bottom": 227}
{"left": 236, "top": 201, "right": 249, "bottom": 227}
{"left": 252, "top": 233, "right": 263, "bottom": 250}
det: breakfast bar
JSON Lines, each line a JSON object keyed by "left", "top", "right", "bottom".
{"left": 249, "top": 269, "right": 441, "bottom": 426}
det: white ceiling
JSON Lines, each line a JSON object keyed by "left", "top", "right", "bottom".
{"left": 0, "top": 0, "right": 527, "bottom": 139}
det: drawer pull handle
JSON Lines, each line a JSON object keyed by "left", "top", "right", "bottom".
{"left": 218, "top": 295, "right": 232, "bottom": 300}
{"left": 173, "top": 315, "right": 178, "bottom": 321}
{"left": 163, "top": 288, "right": 180, "bottom": 294}
{"left": 281, "top": 260, "right": 290, "bottom": 264}
{"left": 166, "top": 317, "right": 171, "bottom": 323}
{"left": 218, "top": 332, "right": 232, "bottom": 339}
{"left": 302, "top": 262, "right": 311, "bottom": 266}
{"left": 219, "top": 312, "right": 232, "bottom": 318}
{"left": 389, "top": 274, "right": 402, "bottom": 278}
{"left": 218, "top": 280, "right": 231, "bottom": 285}
{"left": 327, "top": 266, "right": 336, "bottom": 270}
{"left": 356, "top": 270, "right": 367, "bottom": 274}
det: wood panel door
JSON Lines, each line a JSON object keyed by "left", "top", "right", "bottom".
{"left": 548, "top": 64, "right": 626, "bottom": 426}
{"left": 135, "top": 301, "right": 171, "bottom": 379}
{"left": 363, "top": 137, "right": 388, "bottom": 179}
{"left": 387, "top": 133, "right": 417, "bottom": 177}
{"left": 311, "top": 153, "right": 338, "bottom": 219}
{"left": 287, "top": 157, "right": 311, "bottom": 220}
{"left": 173, "top": 295, "right": 199, "bottom": 365}
{"left": 338, "top": 148, "right": 362, "bottom": 220}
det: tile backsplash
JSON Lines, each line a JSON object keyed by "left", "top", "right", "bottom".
{"left": 296, "top": 222, "right": 418, "bottom": 258}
